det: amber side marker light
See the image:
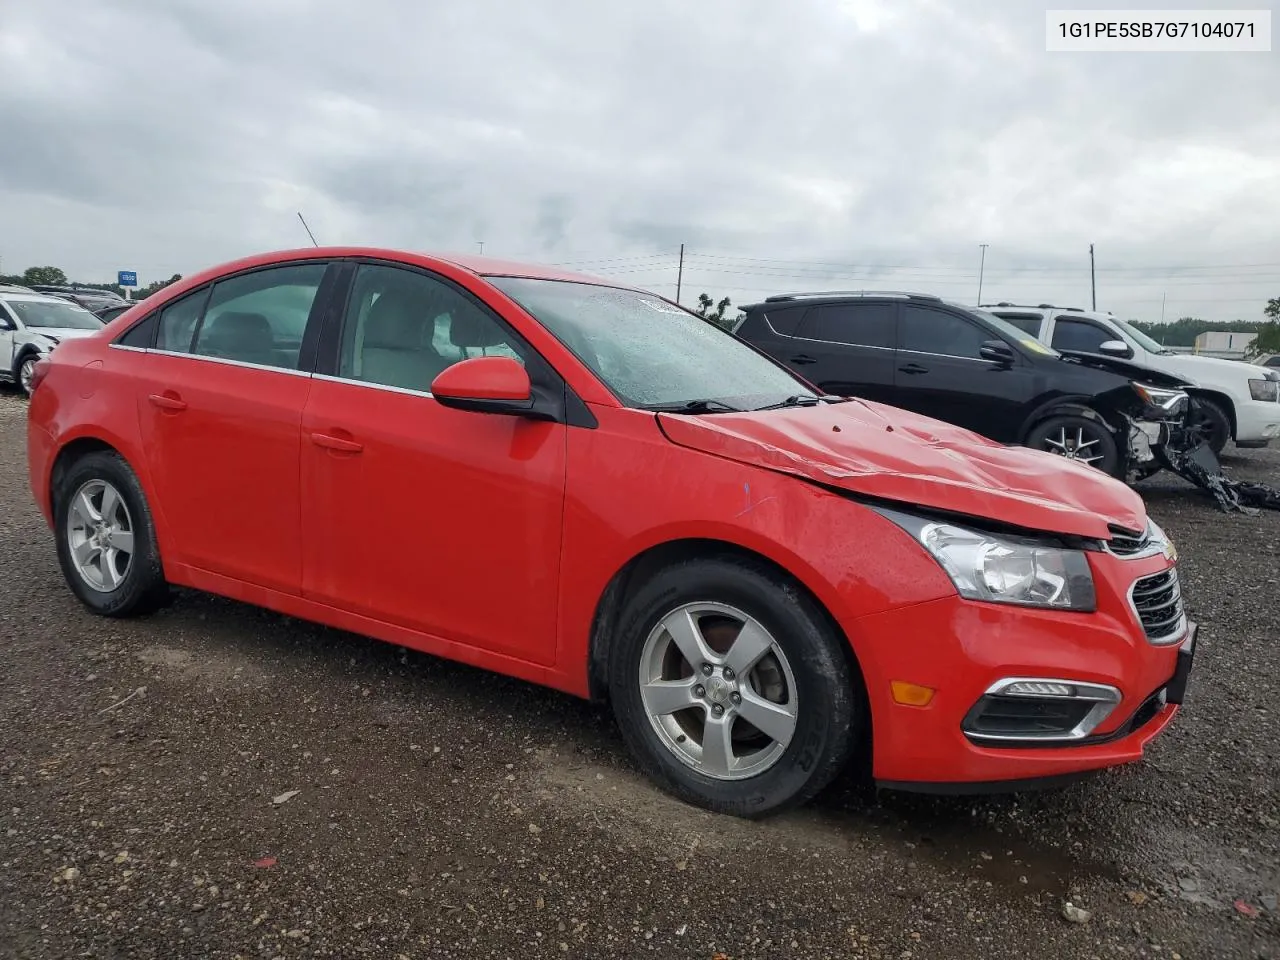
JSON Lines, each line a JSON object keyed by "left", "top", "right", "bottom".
{"left": 890, "top": 681, "right": 936, "bottom": 707}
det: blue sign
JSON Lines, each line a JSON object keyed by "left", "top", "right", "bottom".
{"left": 118, "top": 270, "right": 138, "bottom": 287}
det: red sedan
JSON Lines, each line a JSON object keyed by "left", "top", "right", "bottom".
{"left": 26, "top": 248, "right": 1196, "bottom": 816}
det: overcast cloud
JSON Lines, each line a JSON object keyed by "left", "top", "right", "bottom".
{"left": 2, "top": 0, "right": 1277, "bottom": 322}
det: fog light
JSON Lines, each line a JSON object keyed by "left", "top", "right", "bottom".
{"left": 1001, "top": 680, "right": 1076, "bottom": 698}
{"left": 891, "top": 681, "right": 935, "bottom": 707}
{"left": 963, "top": 677, "right": 1122, "bottom": 743}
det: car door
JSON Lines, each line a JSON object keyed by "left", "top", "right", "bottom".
{"left": 133, "top": 260, "right": 333, "bottom": 594}
{"left": 893, "top": 304, "right": 1034, "bottom": 440}
{"left": 0, "top": 304, "right": 15, "bottom": 374}
{"left": 299, "top": 261, "right": 567, "bottom": 666}
{"left": 787, "top": 302, "right": 898, "bottom": 403}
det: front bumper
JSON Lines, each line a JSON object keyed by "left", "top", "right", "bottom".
{"left": 1233, "top": 398, "right": 1280, "bottom": 446}
{"left": 1126, "top": 416, "right": 1167, "bottom": 468}
{"left": 846, "top": 553, "right": 1194, "bottom": 789}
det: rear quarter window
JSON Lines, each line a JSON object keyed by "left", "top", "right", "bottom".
{"left": 737, "top": 306, "right": 805, "bottom": 339}
{"left": 994, "top": 313, "right": 1044, "bottom": 336}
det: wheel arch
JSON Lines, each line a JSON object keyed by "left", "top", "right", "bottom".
{"left": 47, "top": 433, "right": 174, "bottom": 568}
{"left": 1184, "top": 387, "right": 1237, "bottom": 440}
{"left": 1017, "top": 398, "right": 1117, "bottom": 444}
{"left": 12, "top": 342, "right": 43, "bottom": 381}
{"left": 586, "top": 538, "right": 867, "bottom": 714}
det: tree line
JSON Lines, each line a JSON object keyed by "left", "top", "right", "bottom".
{"left": 2, "top": 265, "right": 183, "bottom": 300}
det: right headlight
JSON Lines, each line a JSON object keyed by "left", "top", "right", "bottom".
{"left": 875, "top": 507, "right": 1097, "bottom": 612}
{"left": 1248, "top": 378, "right": 1279, "bottom": 402}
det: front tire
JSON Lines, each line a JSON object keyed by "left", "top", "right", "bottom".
{"left": 1025, "top": 414, "right": 1121, "bottom": 477}
{"left": 1185, "top": 396, "right": 1231, "bottom": 455}
{"left": 53, "top": 451, "right": 169, "bottom": 617}
{"left": 608, "top": 557, "right": 860, "bottom": 818}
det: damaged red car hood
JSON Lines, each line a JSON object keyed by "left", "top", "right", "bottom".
{"left": 657, "top": 399, "right": 1147, "bottom": 540}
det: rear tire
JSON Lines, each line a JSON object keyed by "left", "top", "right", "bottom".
{"left": 1185, "top": 396, "right": 1231, "bottom": 455}
{"left": 608, "top": 556, "right": 860, "bottom": 818}
{"left": 1025, "top": 414, "right": 1121, "bottom": 478}
{"left": 53, "top": 451, "right": 169, "bottom": 617}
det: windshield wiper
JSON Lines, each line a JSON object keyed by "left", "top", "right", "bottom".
{"left": 753, "top": 394, "right": 823, "bottom": 411}
{"left": 644, "top": 398, "right": 743, "bottom": 414}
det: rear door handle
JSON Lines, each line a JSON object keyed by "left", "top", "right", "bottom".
{"left": 309, "top": 432, "right": 363, "bottom": 454}
{"left": 148, "top": 393, "right": 187, "bottom": 411}
{"left": 898, "top": 363, "right": 929, "bottom": 375}
{"left": 790, "top": 354, "right": 818, "bottom": 365}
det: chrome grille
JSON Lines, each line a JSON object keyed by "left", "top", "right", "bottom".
{"left": 1107, "top": 525, "right": 1151, "bottom": 557}
{"left": 1130, "top": 569, "right": 1186, "bottom": 644}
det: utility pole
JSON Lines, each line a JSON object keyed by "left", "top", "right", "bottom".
{"left": 977, "top": 243, "right": 988, "bottom": 303}
{"left": 476, "top": 241, "right": 485, "bottom": 255}
{"left": 1160, "top": 291, "right": 1167, "bottom": 324}
{"left": 1089, "top": 244, "right": 1096, "bottom": 310}
{"left": 675, "top": 243, "right": 685, "bottom": 305}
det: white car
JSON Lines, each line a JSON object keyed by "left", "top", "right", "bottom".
{"left": 982, "top": 303, "right": 1280, "bottom": 454}
{"left": 0, "top": 287, "right": 106, "bottom": 395}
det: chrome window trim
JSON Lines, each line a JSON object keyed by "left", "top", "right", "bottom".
{"left": 761, "top": 310, "right": 895, "bottom": 352}
{"left": 107, "top": 344, "right": 314, "bottom": 378}
{"left": 109, "top": 343, "right": 448, "bottom": 397}
{"left": 896, "top": 347, "right": 1000, "bottom": 365}
{"left": 760, "top": 306, "right": 1004, "bottom": 364}
{"left": 964, "top": 677, "right": 1122, "bottom": 743}
{"left": 312, "top": 372, "right": 434, "bottom": 399}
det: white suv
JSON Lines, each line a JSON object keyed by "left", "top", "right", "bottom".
{"left": 0, "top": 287, "right": 105, "bottom": 395}
{"left": 983, "top": 303, "right": 1280, "bottom": 454}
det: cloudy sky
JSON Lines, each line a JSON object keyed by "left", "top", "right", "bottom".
{"left": 2, "top": 0, "right": 1277, "bottom": 323}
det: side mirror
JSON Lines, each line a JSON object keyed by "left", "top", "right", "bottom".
{"left": 979, "top": 340, "right": 1016, "bottom": 366}
{"left": 1098, "top": 339, "right": 1133, "bottom": 358}
{"left": 430, "top": 356, "right": 535, "bottom": 416}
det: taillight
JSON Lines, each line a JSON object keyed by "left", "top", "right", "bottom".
{"left": 29, "top": 358, "right": 51, "bottom": 393}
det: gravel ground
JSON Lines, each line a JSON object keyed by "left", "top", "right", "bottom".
{"left": 1, "top": 388, "right": 1278, "bottom": 960}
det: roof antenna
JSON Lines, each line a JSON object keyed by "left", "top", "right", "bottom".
{"left": 297, "top": 212, "right": 319, "bottom": 247}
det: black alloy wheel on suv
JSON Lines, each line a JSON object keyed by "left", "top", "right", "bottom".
{"left": 732, "top": 292, "right": 1193, "bottom": 480}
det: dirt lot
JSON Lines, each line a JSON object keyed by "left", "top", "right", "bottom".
{"left": 1, "top": 389, "right": 1277, "bottom": 960}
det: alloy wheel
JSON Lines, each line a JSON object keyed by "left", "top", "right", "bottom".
{"left": 1041, "top": 425, "right": 1105, "bottom": 466}
{"left": 66, "top": 479, "right": 135, "bottom": 592}
{"left": 638, "top": 601, "right": 798, "bottom": 781}
{"left": 19, "top": 357, "right": 37, "bottom": 395}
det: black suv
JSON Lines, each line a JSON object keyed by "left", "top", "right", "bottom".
{"left": 733, "top": 291, "right": 1193, "bottom": 479}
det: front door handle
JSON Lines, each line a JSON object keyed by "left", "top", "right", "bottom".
{"left": 898, "top": 363, "right": 929, "bottom": 375}
{"left": 791, "top": 354, "right": 818, "bottom": 365}
{"left": 309, "top": 432, "right": 363, "bottom": 454}
{"left": 148, "top": 392, "right": 187, "bottom": 411}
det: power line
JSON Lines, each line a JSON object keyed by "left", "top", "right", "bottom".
{"left": 680, "top": 251, "right": 1280, "bottom": 274}
{"left": 592, "top": 264, "right": 1280, "bottom": 286}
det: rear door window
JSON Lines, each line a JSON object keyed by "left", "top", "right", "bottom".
{"left": 994, "top": 313, "right": 1044, "bottom": 336}
{"left": 191, "top": 263, "right": 328, "bottom": 370}
{"left": 796, "top": 303, "right": 895, "bottom": 348}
